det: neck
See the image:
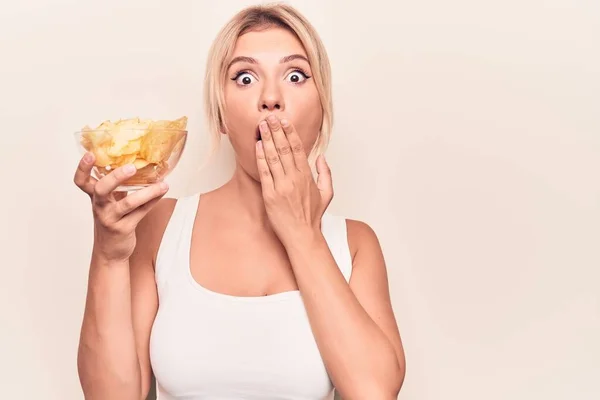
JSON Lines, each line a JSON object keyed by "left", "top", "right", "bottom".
{"left": 221, "top": 162, "right": 271, "bottom": 228}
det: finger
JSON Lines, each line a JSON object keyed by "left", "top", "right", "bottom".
{"left": 316, "top": 154, "right": 333, "bottom": 198}
{"left": 94, "top": 164, "right": 138, "bottom": 200}
{"left": 73, "top": 152, "right": 98, "bottom": 195}
{"left": 258, "top": 120, "right": 285, "bottom": 181}
{"left": 120, "top": 187, "right": 169, "bottom": 226}
{"left": 266, "top": 115, "right": 295, "bottom": 173}
{"left": 280, "top": 118, "right": 310, "bottom": 174}
{"left": 114, "top": 181, "right": 170, "bottom": 218}
{"left": 256, "top": 140, "right": 275, "bottom": 193}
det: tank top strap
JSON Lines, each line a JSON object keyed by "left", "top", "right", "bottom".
{"left": 154, "top": 192, "right": 201, "bottom": 294}
{"left": 320, "top": 211, "right": 353, "bottom": 283}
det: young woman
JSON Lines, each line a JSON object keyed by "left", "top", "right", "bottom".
{"left": 74, "top": 3, "right": 405, "bottom": 399}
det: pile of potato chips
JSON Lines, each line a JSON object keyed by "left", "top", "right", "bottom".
{"left": 80, "top": 116, "right": 187, "bottom": 184}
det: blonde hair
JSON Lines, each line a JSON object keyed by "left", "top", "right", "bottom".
{"left": 203, "top": 2, "right": 333, "bottom": 165}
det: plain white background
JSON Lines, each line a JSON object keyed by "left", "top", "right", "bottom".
{"left": 1, "top": 0, "right": 599, "bottom": 399}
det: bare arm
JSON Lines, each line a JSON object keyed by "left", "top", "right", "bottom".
{"left": 74, "top": 151, "right": 174, "bottom": 400}
{"left": 284, "top": 220, "right": 405, "bottom": 399}
{"left": 77, "top": 198, "right": 174, "bottom": 400}
{"left": 77, "top": 253, "right": 143, "bottom": 400}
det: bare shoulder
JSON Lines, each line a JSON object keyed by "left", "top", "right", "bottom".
{"left": 344, "top": 218, "right": 390, "bottom": 297}
{"left": 345, "top": 219, "right": 384, "bottom": 266}
{"left": 132, "top": 197, "right": 178, "bottom": 268}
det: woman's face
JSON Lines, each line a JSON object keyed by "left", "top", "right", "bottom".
{"left": 223, "top": 27, "right": 323, "bottom": 180}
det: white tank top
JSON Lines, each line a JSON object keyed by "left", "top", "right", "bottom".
{"left": 149, "top": 193, "right": 353, "bottom": 399}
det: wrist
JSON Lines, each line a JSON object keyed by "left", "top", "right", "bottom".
{"left": 281, "top": 225, "right": 325, "bottom": 252}
{"left": 91, "top": 247, "right": 130, "bottom": 267}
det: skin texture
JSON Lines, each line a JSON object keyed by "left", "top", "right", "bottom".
{"left": 75, "top": 27, "right": 405, "bottom": 400}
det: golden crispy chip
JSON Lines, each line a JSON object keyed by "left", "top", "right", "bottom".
{"left": 133, "top": 158, "right": 150, "bottom": 169}
{"left": 81, "top": 129, "right": 113, "bottom": 167}
{"left": 166, "top": 116, "right": 188, "bottom": 130}
{"left": 111, "top": 153, "right": 137, "bottom": 168}
{"left": 150, "top": 116, "right": 188, "bottom": 130}
{"left": 80, "top": 116, "right": 186, "bottom": 171}
{"left": 106, "top": 118, "right": 149, "bottom": 157}
{"left": 141, "top": 129, "right": 186, "bottom": 164}
{"left": 107, "top": 137, "right": 142, "bottom": 157}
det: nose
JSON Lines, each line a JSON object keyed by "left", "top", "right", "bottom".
{"left": 259, "top": 81, "right": 285, "bottom": 112}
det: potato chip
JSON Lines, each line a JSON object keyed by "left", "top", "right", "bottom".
{"left": 81, "top": 129, "right": 114, "bottom": 167}
{"left": 150, "top": 116, "right": 188, "bottom": 130}
{"left": 107, "top": 137, "right": 142, "bottom": 157}
{"left": 133, "top": 158, "right": 150, "bottom": 169}
{"left": 112, "top": 153, "right": 137, "bottom": 168}
{"left": 141, "top": 129, "right": 186, "bottom": 164}
{"left": 93, "top": 148, "right": 115, "bottom": 167}
{"left": 80, "top": 116, "right": 187, "bottom": 180}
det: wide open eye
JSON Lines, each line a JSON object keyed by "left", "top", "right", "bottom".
{"left": 286, "top": 69, "right": 310, "bottom": 84}
{"left": 232, "top": 72, "right": 257, "bottom": 86}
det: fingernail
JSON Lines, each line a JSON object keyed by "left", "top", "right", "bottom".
{"left": 267, "top": 115, "right": 277, "bottom": 124}
{"left": 257, "top": 140, "right": 263, "bottom": 150}
{"left": 280, "top": 119, "right": 289, "bottom": 127}
{"left": 124, "top": 164, "right": 136, "bottom": 174}
{"left": 159, "top": 182, "right": 169, "bottom": 191}
{"left": 83, "top": 152, "right": 94, "bottom": 163}
{"left": 259, "top": 121, "right": 268, "bottom": 131}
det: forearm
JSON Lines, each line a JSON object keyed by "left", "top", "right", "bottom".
{"left": 285, "top": 230, "right": 402, "bottom": 399}
{"left": 77, "top": 250, "right": 141, "bottom": 400}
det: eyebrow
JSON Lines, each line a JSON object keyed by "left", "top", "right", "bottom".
{"left": 227, "top": 54, "right": 309, "bottom": 69}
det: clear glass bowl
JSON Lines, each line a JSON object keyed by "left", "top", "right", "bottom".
{"left": 73, "top": 128, "right": 187, "bottom": 192}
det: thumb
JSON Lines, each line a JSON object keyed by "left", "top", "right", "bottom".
{"left": 316, "top": 154, "right": 333, "bottom": 199}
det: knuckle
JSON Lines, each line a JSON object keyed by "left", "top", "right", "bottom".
{"left": 101, "top": 216, "right": 126, "bottom": 234}
{"left": 113, "top": 221, "right": 132, "bottom": 235}
{"left": 277, "top": 145, "right": 291, "bottom": 155}
{"left": 93, "top": 185, "right": 103, "bottom": 197}
{"left": 267, "top": 155, "right": 280, "bottom": 165}
{"left": 120, "top": 197, "right": 133, "bottom": 212}
{"left": 105, "top": 223, "right": 121, "bottom": 235}
{"left": 261, "top": 168, "right": 271, "bottom": 178}
{"left": 95, "top": 212, "right": 112, "bottom": 229}
{"left": 292, "top": 142, "right": 304, "bottom": 153}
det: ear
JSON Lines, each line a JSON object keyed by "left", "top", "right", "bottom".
{"left": 218, "top": 114, "right": 227, "bottom": 135}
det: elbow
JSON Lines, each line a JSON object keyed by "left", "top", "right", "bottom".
{"left": 394, "top": 353, "right": 406, "bottom": 394}
{"left": 370, "top": 356, "right": 407, "bottom": 399}
{"left": 390, "top": 357, "right": 406, "bottom": 399}
{"left": 380, "top": 360, "right": 405, "bottom": 399}
{"left": 339, "top": 361, "right": 406, "bottom": 400}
